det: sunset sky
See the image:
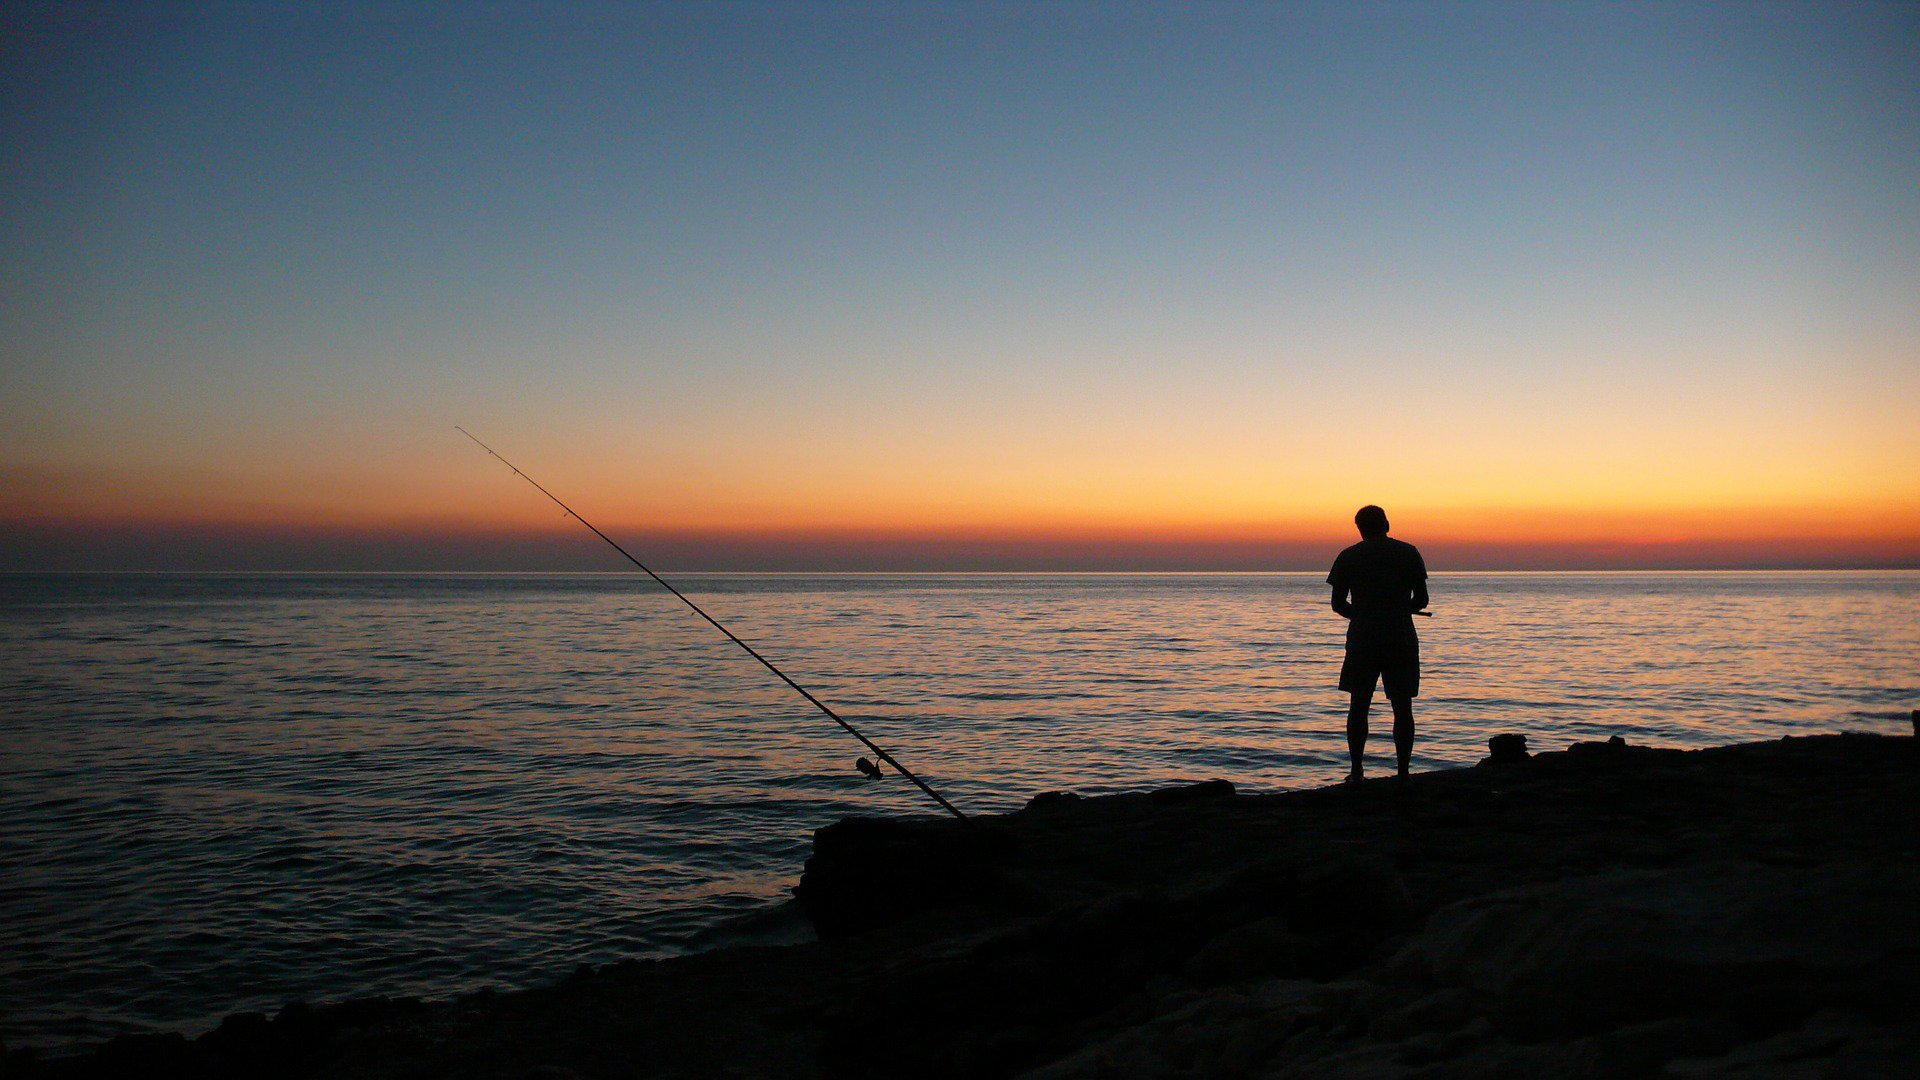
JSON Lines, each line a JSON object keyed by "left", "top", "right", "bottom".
{"left": 4, "top": 2, "right": 1917, "bottom": 570}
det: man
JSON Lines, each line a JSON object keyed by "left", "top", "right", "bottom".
{"left": 1327, "top": 505, "right": 1427, "bottom": 782}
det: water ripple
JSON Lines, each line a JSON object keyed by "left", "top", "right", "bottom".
{"left": 1, "top": 570, "right": 1916, "bottom": 1052}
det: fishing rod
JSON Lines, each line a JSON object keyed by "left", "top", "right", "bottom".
{"left": 456, "top": 426, "right": 967, "bottom": 821}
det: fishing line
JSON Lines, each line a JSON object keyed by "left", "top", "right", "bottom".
{"left": 456, "top": 426, "right": 967, "bottom": 821}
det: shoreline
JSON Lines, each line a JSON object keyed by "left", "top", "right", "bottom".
{"left": 9, "top": 730, "right": 1917, "bottom": 1078}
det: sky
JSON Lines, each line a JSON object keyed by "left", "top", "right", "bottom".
{"left": 3, "top": 1, "right": 1917, "bottom": 570}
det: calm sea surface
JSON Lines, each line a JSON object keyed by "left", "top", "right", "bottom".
{"left": 2, "top": 571, "right": 1916, "bottom": 1049}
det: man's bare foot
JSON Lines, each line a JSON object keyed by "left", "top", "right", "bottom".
{"left": 1344, "top": 769, "right": 1364, "bottom": 785}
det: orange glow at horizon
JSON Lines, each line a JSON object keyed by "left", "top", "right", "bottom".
{"left": 8, "top": 452, "right": 1918, "bottom": 569}
{"left": 6, "top": 320, "right": 1916, "bottom": 570}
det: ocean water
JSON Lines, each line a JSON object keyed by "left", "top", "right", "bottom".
{"left": 2, "top": 570, "right": 1916, "bottom": 1050}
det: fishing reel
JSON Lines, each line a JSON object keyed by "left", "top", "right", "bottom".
{"left": 855, "top": 757, "right": 884, "bottom": 780}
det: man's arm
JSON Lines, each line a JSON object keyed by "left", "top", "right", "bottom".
{"left": 1410, "top": 546, "right": 1429, "bottom": 613}
{"left": 1328, "top": 552, "right": 1352, "bottom": 618}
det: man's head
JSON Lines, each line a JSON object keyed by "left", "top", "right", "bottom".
{"left": 1355, "top": 505, "right": 1389, "bottom": 538}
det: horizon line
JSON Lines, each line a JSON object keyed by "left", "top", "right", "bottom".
{"left": 7, "top": 565, "right": 1918, "bottom": 575}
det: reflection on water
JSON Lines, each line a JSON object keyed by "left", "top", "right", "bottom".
{"left": 2, "top": 571, "right": 1916, "bottom": 1048}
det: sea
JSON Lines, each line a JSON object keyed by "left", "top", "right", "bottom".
{"left": 2, "top": 570, "right": 1916, "bottom": 1051}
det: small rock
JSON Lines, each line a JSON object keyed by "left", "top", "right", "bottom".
{"left": 206, "top": 1010, "right": 270, "bottom": 1045}
{"left": 1025, "top": 790, "right": 1082, "bottom": 810}
{"left": 1569, "top": 734, "right": 1632, "bottom": 757}
{"left": 1485, "top": 733, "right": 1530, "bottom": 764}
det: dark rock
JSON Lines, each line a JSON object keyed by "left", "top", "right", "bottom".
{"left": 302, "top": 994, "right": 425, "bottom": 1037}
{"left": 1589, "top": 1016, "right": 1741, "bottom": 1075}
{"left": 1665, "top": 1013, "right": 1920, "bottom": 1078}
{"left": 1183, "top": 916, "right": 1313, "bottom": 985}
{"left": 1568, "top": 734, "right": 1632, "bottom": 757}
{"left": 1396, "top": 863, "right": 1920, "bottom": 1039}
{"left": 206, "top": 1010, "right": 269, "bottom": 1041}
{"left": 1195, "top": 856, "right": 1299, "bottom": 926}
{"left": 1005, "top": 890, "right": 1186, "bottom": 964}
{"left": 1147, "top": 779, "right": 1235, "bottom": 803}
{"left": 1014, "top": 979, "right": 1332, "bottom": 1080}
{"left": 189, "top": 1011, "right": 287, "bottom": 1079}
{"left": 21, "top": 734, "right": 1917, "bottom": 1080}
{"left": 1, "top": 1044, "right": 38, "bottom": 1080}
{"left": 794, "top": 817, "right": 1022, "bottom": 936}
{"left": 1485, "top": 733, "right": 1530, "bottom": 763}
{"left": 1366, "top": 987, "right": 1478, "bottom": 1041}
{"left": 93, "top": 1031, "right": 190, "bottom": 1075}
{"left": 1283, "top": 857, "right": 1415, "bottom": 939}
{"left": 1410, "top": 1036, "right": 1599, "bottom": 1078}
{"left": 817, "top": 887, "right": 1222, "bottom": 1078}
{"left": 1025, "top": 790, "right": 1082, "bottom": 810}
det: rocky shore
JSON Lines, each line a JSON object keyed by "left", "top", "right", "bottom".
{"left": 8, "top": 732, "right": 1916, "bottom": 1079}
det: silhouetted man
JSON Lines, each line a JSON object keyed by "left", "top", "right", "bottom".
{"left": 1328, "top": 505, "right": 1427, "bottom": 782}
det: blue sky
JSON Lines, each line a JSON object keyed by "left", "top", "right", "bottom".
{"left": 4, "top": 2, "right": 1917, "bottom": 568}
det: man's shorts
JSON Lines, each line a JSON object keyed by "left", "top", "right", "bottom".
{"left": 1339, "top": 619, "right": 1420, "bottom": 699}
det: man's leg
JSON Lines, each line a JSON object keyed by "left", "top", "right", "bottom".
{"left": 1389, "top": 696, "right": 1415, "bottom": 777}
{"left": 1346, "top": 690, "right": 1371, "bottom": 780}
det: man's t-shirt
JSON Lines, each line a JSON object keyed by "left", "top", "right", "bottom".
{"left": 1327, "top": 536, "right": 1426, "bottom": 624}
